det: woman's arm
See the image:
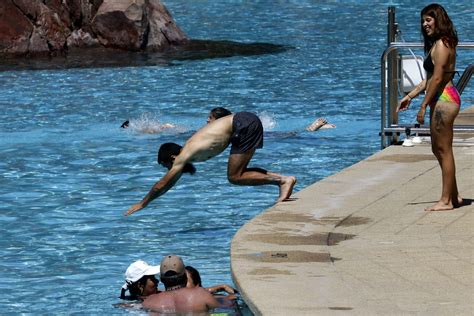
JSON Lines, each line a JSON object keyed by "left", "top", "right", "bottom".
{"left": 206, "top": 284, "right": 237, "bottom": 295}
{"left": 397, "top": 79, "right": 427, "bottom": 112}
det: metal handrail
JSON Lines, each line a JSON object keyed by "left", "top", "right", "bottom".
{"left": 380, "top": 42, "right": 474, "bottom": 148}
{"left": 456, "top": 64, "right": 474, "bottom": 94}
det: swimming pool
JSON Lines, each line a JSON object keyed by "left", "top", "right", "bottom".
{"left": 1, "top": 1, "right": 473, "bottom": 314}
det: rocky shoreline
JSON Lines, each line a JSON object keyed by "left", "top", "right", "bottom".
{"left": 0, "top": 0, "right": 187, "bottom": 57}
{"left": 0, "top": 1, "right": 290, "bottom": 70}
{"left": 0, "top": 39, "right": 290, "bottom": 70}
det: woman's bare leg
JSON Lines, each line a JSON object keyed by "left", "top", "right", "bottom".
{"left": 426, "top": 102, "right": 460, "bottom": 211}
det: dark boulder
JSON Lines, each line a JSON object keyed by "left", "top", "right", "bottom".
{"left": 0, "top": 0, "right": 187, "bottom": 57}
{"left": 0, "top": 1, "right": 34, "bottom": 55}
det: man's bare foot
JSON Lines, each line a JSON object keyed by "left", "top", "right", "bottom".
{"left": 425, "top": 201, "right": 454, "bottom": 212}
{"left": 277, "top": 176, "right": 296, "bottom": 202}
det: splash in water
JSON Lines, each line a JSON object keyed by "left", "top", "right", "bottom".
{"left": 124, "top": 113, "right": 182, "bottom": 134}
{"left": 258, "top": 111, "right": 277, "bottom": 131}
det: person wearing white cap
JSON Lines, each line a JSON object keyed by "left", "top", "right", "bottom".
{"left": 120, "top": 260, "right": 161, "bottom": 300}
{"left": 143, "top": 255, "right": 221, "bottom": 313}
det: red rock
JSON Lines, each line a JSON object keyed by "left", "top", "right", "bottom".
{"left": 0, "top": 1, "right": 33, "bottom": 55}
{"left": 0, "top": 0, "right": 187, "bottom": 57}
{"left": 91, "top": 2, "right": 143, "bottom": 50}
{"left": 146, "top": 0, "right": 188, "bottom": 51}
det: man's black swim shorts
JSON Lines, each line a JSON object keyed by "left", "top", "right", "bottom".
{"left": 230, "top": 112, "right": 264, "bottom": 154}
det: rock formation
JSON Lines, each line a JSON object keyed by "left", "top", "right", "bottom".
{"left": 0, "top": 0, "right": 188, "bottom": 57}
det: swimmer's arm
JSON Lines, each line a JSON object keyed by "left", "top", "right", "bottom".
{"left": 203, "top": 289, "right": 222, "bottom": 309}
{"left": 320, "top": 123, "right": 336, "bottom": 129}
{"left": 306, "top": 117, "right": 335, "bottom": 132}
{"left": 206, "top": 284, "right": 238, "bottom": 295}
{"left": 124, "top": 162, "right": 185, "bottom": 216}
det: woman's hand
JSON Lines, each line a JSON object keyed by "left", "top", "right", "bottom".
{"left": 397, "top": 95, "right": 411, "bottom": 112}
{"left": 417, "top": 107, "right": 426, "bottom": 124}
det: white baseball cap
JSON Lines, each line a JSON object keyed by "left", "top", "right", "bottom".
{"left": 122, "top": 260, "right": 160, "bottom": 289}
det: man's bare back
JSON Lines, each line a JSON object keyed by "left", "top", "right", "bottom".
{"left": 143, "top": 287, "right": 220, "bottom": 313}
{"left": 176, "top": 115, "right": 234, "bottom": 164}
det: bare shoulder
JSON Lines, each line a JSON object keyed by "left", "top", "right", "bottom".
{"left": 195, "top": 286, "right": 215, "bottom": 296}
{"left": 142, "top": 292, "right": 168, "bottom": 308}
{"left": 182, "top": 287, "right": 216, "bottom": 302}
{"left": 180, "top": 286, "right": 212, "bottom": 296}
{"left": 433, "top": 40, "right": 455, "bottom": 69}
{"left": 434, "top": 39, "right": 454, "bottom": 55}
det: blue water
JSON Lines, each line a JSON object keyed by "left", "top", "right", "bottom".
{"left": 1, "top": 1, "right": 472, "bottom": 314}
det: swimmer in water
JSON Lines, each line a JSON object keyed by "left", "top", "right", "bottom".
{"left": 122, "top": 107, "right": 334, "bottom": 133}
{"left": 120, "top": 119, "right": 176, "bottom": 133}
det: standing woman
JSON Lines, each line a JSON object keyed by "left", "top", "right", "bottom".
{"left": 398, "top": 4, "right": 462, "bottom": 211}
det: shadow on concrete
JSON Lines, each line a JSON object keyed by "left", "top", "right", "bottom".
{"left": 0, "top": 39, "right": 291, "bottom": 71}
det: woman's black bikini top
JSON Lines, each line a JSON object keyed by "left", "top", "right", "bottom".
{"left": 423, "top": 54, "right": 434, "bottom": 73}
{"left": 423, "top": 52, "right": 457, "bottom": 78}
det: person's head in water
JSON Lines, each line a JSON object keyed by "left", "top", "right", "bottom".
{"left": 120, "top": 260, "right": 160, "bottom": 300}
{"left": 157, "top": 143, "right": 196, "bottom": 174}
{"left": 185, "top": 266, "right": 202, "bottom": 288}
{"left": 207, "top": 107, "right": 232, "bottom": 123}
{"left": 121, "top": 120, "right": 130, "bottom": 128}
{"left": 159, "top": 255, "right": 188, "bottom": 290}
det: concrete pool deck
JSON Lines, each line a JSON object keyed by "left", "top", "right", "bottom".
{"left": 231, "top": 106, "right": 474, "bottom": 315}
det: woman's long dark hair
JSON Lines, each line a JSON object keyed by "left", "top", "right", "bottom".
{"left": 420, "top": 4, "right": 458, "bottom": 54}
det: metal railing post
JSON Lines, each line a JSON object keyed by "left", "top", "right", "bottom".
{"left": 387, "top": 6, "right": 399, "bottom": 146}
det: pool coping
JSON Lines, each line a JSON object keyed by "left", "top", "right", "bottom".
{"left": 231, "top": 106, "right": 474, "bottom": 315}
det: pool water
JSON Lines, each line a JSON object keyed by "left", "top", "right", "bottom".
{"left": 0, "top": 1, "right": 472, "bottom": 314}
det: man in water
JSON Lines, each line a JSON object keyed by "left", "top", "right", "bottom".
{"left": 124, "top": 111, "right": 296, "bottom": 216}
{"left": 120, "top": 119, "right": 176, "bottom": 134}
{"left": 142, "top": 255, "right": 221, "bottom": 313}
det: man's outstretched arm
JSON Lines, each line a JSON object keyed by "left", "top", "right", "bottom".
{"left": 306, "top": 117, "right": 335, "bottom": 131}
{"left": 124, "top": 165, "right": 184, "bottom": 216}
